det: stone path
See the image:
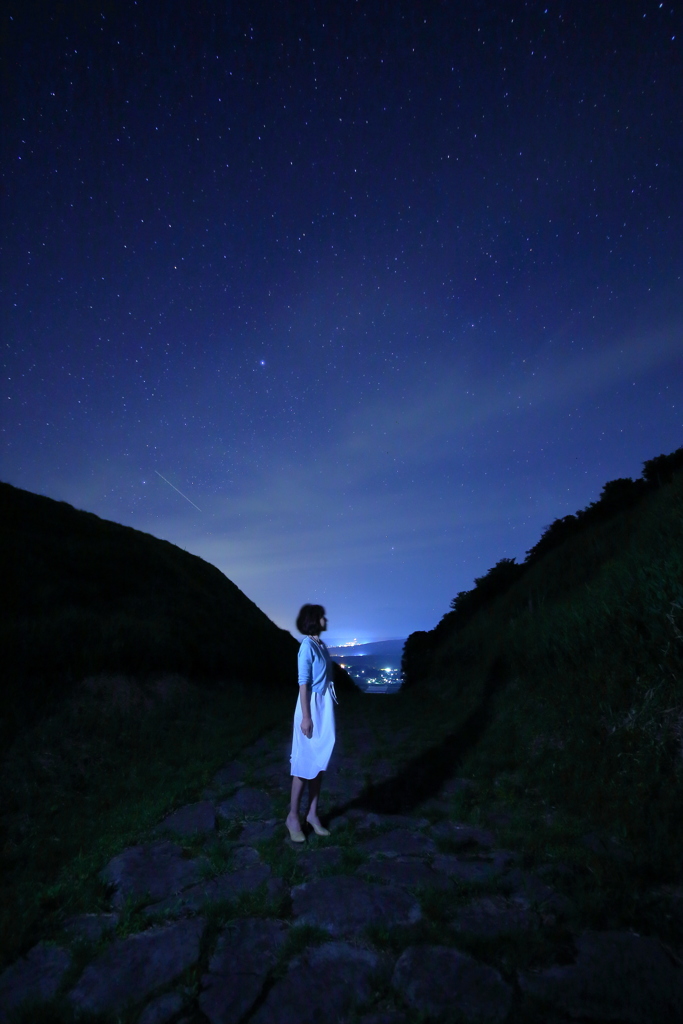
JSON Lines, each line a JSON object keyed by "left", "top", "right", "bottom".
{"left": 2, "top": 711, "right": 683, "bottom": 1023}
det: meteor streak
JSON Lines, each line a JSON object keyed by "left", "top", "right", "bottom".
{"left": 154, "top": 470, "right": 202, "bottom": 511}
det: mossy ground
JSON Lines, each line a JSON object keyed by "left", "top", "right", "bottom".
{"left": 0, "top": 674, "right": 291, "bottom": 968}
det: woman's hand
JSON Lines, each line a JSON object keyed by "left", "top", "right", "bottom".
{"left": 300, "top": 715, "right": 313, "bottom": 738}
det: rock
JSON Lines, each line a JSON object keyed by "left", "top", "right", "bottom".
{"left": 325, "top": 776, "right": 365, "bottom": 802}
{"left": 450, "top": 895, "right": 538, "bottom": 938}
{"left": 357, "top": 1014, "right": 407, "bottom": 1024}
{"left": 432, "top": 851, "right": 512, "bottom": 884}
{"left": 199, "top": 918, "right": 288, "bottom": 1024}
{"left": 63, "top": 912, "right": 119, "bottom": 942}
{"left": 358, "top": 829, "right": 436, "bottom": 858}
{"left": 138, "top": 991, "right": 184, "bottom": 1024}
{"left": 519, "top": 930, "right": 683, "bottom": 1023}
{"left": 343, "top": 810, "right": 382, "bottom": 829}
{"left": 440, "top": 777, "right": 477, "bottom": 797}
{"left": 236, "top": 819, "right": 279, "bottom": 844}
{"left": 253, "top": 762, "right": 290, "bottom": 788}
{"left": 217, "top": 786, "right": 274, "bottom": 819}
{"left": 291, "top": 875, "right": 421, "bottom": 936}
{"left": 101, "top": 841, "right": 206, "bottom": 909}
{"left": 231, "top": 845, "right": 261, "bottom": 868}
{"left": 357, "top": 857, "right": 439, "bottom": 890}
{"left": 392, "top": 944, "right": 512, "bottom": 1023}
{"left": 371, "top": 814, "right": 430, "bottom": 829}
{"left": 250, "top": 941, "right": 382, "bottom": 1024}
{"left": 501, "top": 868, "right": 572, "bottom": 917}
{"left": 157, "top": 801, "right": 216, "bottom": 836}
{"left": 69, "top": 917, "right": 204, "bottom": 1015}
{"left": 297, "top": 846, "right": 345, "bottom": 876}
{"left": 145, "top": 863, "right": 273, "bottom": 917}
{"left": 0, "top": 943, "right": 71, "bottom": 1021}
{"left": 211, "top": 762, "right": 246, "bottom": 790}
{"left": 429, "top": 821, "right": 495, "bottom": 849}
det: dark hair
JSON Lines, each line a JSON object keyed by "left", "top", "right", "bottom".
{"left": 296, "top": 603, "right": 325, "bottom": 635}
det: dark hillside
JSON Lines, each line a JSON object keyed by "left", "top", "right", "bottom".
{"left": 0, "top": 481, "right": 297, "bottom": 739}
{"left": 404, "top": 447, "right": 683, "bottom": 671}
{"left": 401, "top": 447, "right": 683, "bottom": 870}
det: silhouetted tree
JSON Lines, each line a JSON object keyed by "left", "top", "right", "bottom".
{"left": 401, "top": 630, "right": 434, "bottom": 688}
{"left": 642, "top": 447, "right": 683, "bottom": 487}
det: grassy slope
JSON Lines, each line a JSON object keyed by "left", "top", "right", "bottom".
{"left": 0, "top": 481, "right": 298, "bottom": 738}
{"left": 0, "top": 482, "right": 302, "bottom": 965}
{"left": 0, "top": 677, "right": 293, "bottom": 968}
{"left": 402, "top": 469, "right": 683, "bottom": 873}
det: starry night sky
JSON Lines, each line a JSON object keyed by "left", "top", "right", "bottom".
{"left": 3, "top": 2, "right": 682, "bottom": 642}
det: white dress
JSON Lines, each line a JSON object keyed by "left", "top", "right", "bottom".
{"left": 290, "top": 637, "right": 336, "bottom": 779}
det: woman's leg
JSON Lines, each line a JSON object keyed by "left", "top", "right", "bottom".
{"left": 305, "top": 771, "right": 324, "bottom": 826}
{"left": 287, "top": 776, "right": 306, "bottom": 830}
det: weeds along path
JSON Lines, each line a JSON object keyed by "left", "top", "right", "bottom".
{"left": 2, "top": 690, "right": 683, "bottom": 1023}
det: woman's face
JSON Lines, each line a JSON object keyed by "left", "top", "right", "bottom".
{"left": 319, "top": 613, "right": 328, "bottom": 632}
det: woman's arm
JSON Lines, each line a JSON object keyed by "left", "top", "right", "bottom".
{"left": 299, "top": 684, "right": 313, "bottom": 737}
{"left": 297, "top": 639, "right": 314, "bottom": 738}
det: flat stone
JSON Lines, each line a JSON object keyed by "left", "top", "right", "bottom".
{"left": 231, "top": 845, "right": 261, "bottom": 868}
{"left": 432, "top": 851, "right": 512, "bottom": 884}
{"left": 145, "top": 863, "right": 273, "bottom": 917}
{"left": 357, "top": 857, "right": 439, "bottom": 889}
{"left": 157, "top": 800, "right": 216, "bottom": 836}
{"left": 439, "top": 777, "right": 477, "bottom": 797}
{"left": 392, "top": 944, "right": 512, "bottom": 1023}
{"left": 501, "top": 868, "right": 572, "bottom": 916}
{"left": 371, "top": 814, "right": 429, "bottom": 829}
{"left": 101, "top": 841, "right": 205, "bottom": 909}
{"left": 343, "top": 810, "right": 382, "bottom": 829}
{"left": 451, "top": 895, "right": 538, "bottom": 938}
{"left": 199, "top": 918, "right": 288, "bottom": 1024}
{"left": 252, "top": 762, "right": 290, "bottom": 788}
{"left": 326, "top": 776, "right": 365, "bottom": 802}
{"left": 217, "top": 786, "right": 274, "bottom": 819}
{"left": 358, "top": 829, "right": 436, "bottom": 858}
{"left": 69, "top": 917, "right": 205, "bottom": 1015}
{"left": 139, "top": 991, "right": 184, "bottom": 1024}
{"left": 0, "top": 943, "right": 71, "bottom": 1021}
{"left": 63, "top": 912, "right": 119, "bottom": 942}
{"left": 292, "top": 875, "right": 421, "bottom": 935}
{"left": 519, "top": 930, "right": 683, "bottom": 1023}
{"left": 236, "top": 819, "right": 279, "bottom": 844}
{"left": 430, "top": 821, "right": 495, "bottom": 849}
{"left": 297, "top": 846, "right": 345, "bottom": 876}
{"left": 251, "top": 941, "right": 382, "bottom": 1024}
{"left": 358, "top": 1014, "right": 408, "bottom": 1024}
{"left": 211, "top": 762, "right": 246, "bottom": 789}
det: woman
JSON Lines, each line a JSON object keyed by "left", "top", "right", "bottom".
{"left": 286, "top": 603, "right": 337, "bottom": 842}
